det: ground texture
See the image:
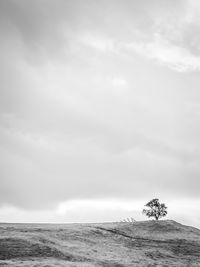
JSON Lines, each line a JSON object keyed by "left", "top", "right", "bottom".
{"left": 0, "top": 220, "right": 200, "bottom": 266}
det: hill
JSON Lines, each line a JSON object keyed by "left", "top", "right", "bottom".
{"left": 0, "top": 220, "right": 200, "bottom": 266}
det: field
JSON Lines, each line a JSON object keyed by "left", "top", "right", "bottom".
{"left": 0, "top": 220, "right": 200, "bottom": 266}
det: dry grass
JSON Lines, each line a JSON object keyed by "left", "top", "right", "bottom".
{"left": 0, "top": 220, "right": 200, "bottom": 266}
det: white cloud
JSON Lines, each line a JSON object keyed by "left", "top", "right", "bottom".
{"left": 57, "top": 199, "right": 142, "bottom": 215}
{"left": 126, "top": 33, "right": 200, "bottom": 72}
{"left": 79, "top": 33, "right": 116, "bottom": 52}
{"left": 111, "top": 77, "right": 127, "bottom": 87}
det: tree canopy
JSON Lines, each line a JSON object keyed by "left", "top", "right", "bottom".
{"left": 143, "top": 198, "right": 167, "bottom": 220}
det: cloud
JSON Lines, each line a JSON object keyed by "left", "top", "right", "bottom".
{"left": 121, "top": 0, "right": 200, "bottom": 72}
{"left": 79, "top": 33, "right": 116, "bottom": 52}
{"left": 111, "top": 77, "right": 127, "bottom": 87}
{"left": 126, "top": 34, "right": 200, "bottom": 72}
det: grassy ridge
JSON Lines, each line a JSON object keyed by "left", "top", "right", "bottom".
{"left": 0, "top": 220, "right": 200, "bottom": 266}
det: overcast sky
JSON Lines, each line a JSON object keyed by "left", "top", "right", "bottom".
{"left": 1, "top": 0, "right": 200, "bottom": 227}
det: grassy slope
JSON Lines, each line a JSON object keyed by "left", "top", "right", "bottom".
{"left": 0, "top": 220, "right": 200, "bottom": 266}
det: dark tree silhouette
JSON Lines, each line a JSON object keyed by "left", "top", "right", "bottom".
{"left": 143, "top": 198, "right": 167, "bottom": 220}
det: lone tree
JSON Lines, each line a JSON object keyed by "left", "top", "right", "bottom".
{"left": 143, "top": 198, "right": 167, "bottom": 220}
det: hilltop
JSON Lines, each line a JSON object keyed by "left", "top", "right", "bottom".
{"left": 0, "top": 220, "right": 200, "bottom": 266}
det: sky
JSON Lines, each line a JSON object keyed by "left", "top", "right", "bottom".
{"left": 1, "top": 0, "right": 200, "bottom": 227}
